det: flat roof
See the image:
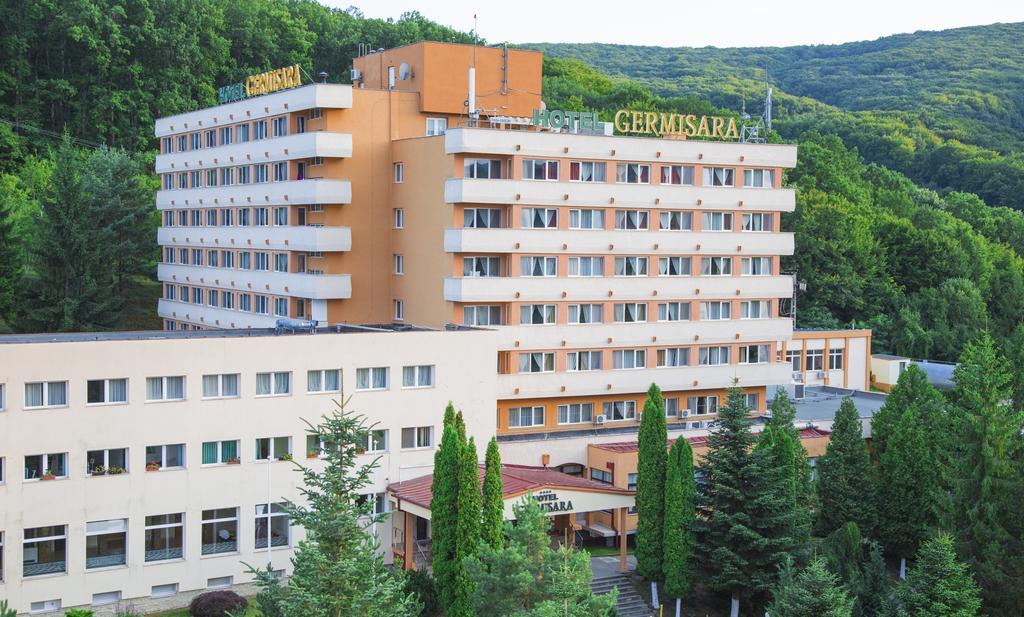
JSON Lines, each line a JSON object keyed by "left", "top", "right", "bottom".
{"left": 793, "top": 386, "right": 887, "bottom": 422}
{"left": 872, "top": 353, "right": 908, "bottom": 360}
{"left": 592, "top": 426, "right": 831, "bottom": 454}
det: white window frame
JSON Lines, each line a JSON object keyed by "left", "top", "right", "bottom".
{"left": 24, "top": 380, "right": 68, "bottom": 409}
{"left": 739, "top": 344, "right": 771, "bottom": 364}
{"left": 402, "top": 365, "right": 435, "bottom": 389}
{"left": 658, "top": 301, "right": 691, "bottom": 322}
{"left": 145, "top": 444, "right": 185, "bottom": 471}
{"left": 463, "top": 305, "right": 502, "bottom": 326}
{"left": 612, "top": 349, "right": 647, "bottom": 370}
{"left": 569, "top": 160, "right": 606, "bottom": 183}
{"left": 255, "top": 437, "right": 292, "bottom": 461}
{"left": 614, "top": 256, "right": 649, "bottom": 276}
{"left": 255, "top": 371, "right": 291, "bottom": 397}
{"left": 145, "top": 376, "right": 185, "bottom": 402}
{"left": 394, "top": 299, "right": 405, "bottom": 321}
{"left": 355, "top": 367, "right": 389, "bottom": 391}
{"left": 658, "top": 256, "right": 691, "bottom": 276}
{"left": 567, "top": 350, "right": 603, "bottom": 372}
{"left": 568, "top": 208, "right": 604, "bottom": 230}
{"left": 700, "top": 301, "right": 732, "bottom": 321}
{"left": 741, "top": 300, "right": 771, "bottom": 320}
{"left": 520, "top": 255, "right": 557, "bottom": 277}
{"left": 86, "top": 378, "right": 128, "bottom": 406}
{"left": 603, "top": 400, "right": 637, "bottom": 421}
{"left": 742, "top": 256, "right": 773, "bottom": 276}
{"left": 519, "top": 352, "right": 555, "bottom": 373}
{"left": 743, "top": 168, "right": 775, "bottom": 188}
{"left": 522, "top": 158, "right": 560, "bottom": 181}
{"left": 426, "top": 117, "right": 447, "bottom": 136}
{"left": 557, "top": 403, "right": 594, "bottom": 424}
{"left": 307, "top": 369, "right": 341, "bottom": 394}
{"left": 24, "top": 452, "right": 68, "bottom": 480}
{"left": 700, "top": 257, "right": 733, "bottom": 276}
{"left": 568, "top": 256, "right": 605, "bottom": 277}
{"left": 394, "top": 254, "right": 404, "bottom": 275}
{"left": 508, "top": 406, "right": 545, "bottom": 428}
{"left": 86, "top": 448, "right": 129, "bottom": 476}
{"left": 393, "top": 162, "right": 404, "bottom": 183}
{"left": 568, "top": 304, "right": 604, "bottom": 324}
{"left": 657, "top": 347, "right": 690, "bottom": 368}
{"left": 393, "top": 208, "right": 405, "bottom": 229}
{"left": 401, "top": 426, "right": 434, "bottom": 449}
{"left": 520, "top": 304, "right": 556, "bottom": 325}
{"left": 144, "top": 514, "right": 184, "bottom": 563}
{"left": 699, "top": 346, "right": 731, "bottom": 366}
{"left": 741, "top": 212, "right": 773, "bottom": 232}
{"left": 614, "top": 302, "right": 648, "bottom": 323}
{"left": 254, "top": 503, "right": 291, "bottom": 549}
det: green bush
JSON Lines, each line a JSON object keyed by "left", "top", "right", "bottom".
{"left": 404, "top": 569, "right": 440, "bottom": 617}
{"left": 64, "top": 610, "right": 94, "bottom": 617}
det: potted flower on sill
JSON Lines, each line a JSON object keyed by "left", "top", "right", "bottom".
{"left": 146, "top": 462, "right": 161, "bottom": 472}
{"left": 108, "top": 466, "right": 126, "bottom": 475}
{"left": 41, "top": 470, "right": 57, "bottom": 481}
{"left": 91, "top": 466, "right": 107, "bottom": 476}
{"left": 226, "top": 458, "right": 241, "bottom": 465}
{"left": 306, "top": 451, "right": 320, "bottom": 459}
{"left": 278, "top": 453, "right": 293, "bottom": 462}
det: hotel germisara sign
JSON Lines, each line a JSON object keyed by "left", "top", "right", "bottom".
{"left": 218, "top": 64, "right": 303, "bottom": 105}
{"left": 613, "top": 109, "right": 739, "bottom": 140}
{"left": 533, "top": 490, "right": 574, "bottom": 513}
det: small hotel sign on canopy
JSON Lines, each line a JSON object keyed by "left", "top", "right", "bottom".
{"left": 217, "top": 64, "right": 303, "bottom": 105}
{"left": 613, "top": 109, "right": 739, "bottom": 140}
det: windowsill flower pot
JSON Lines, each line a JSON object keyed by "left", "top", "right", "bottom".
{"left": 108, "top": 467, "right": 126, "bottom": 475}
{"left": 41, "top": 471, "right": 56, "bottom": 481}
{"left": 146, "top": 463, "right": 161, "bottom": 472}
{"left": 91, "top": 467, "right": 107, "bottom": 476}
{"left": 278, "top": 454, "right": 293, "bottom": 462}
{"left": 306, "top": 452, "right": 320, "bottom": 459}
{"left": 227, "top": 459, "right": 241, "bottom": 465}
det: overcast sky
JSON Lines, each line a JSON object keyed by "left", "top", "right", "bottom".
{"left": 327, "top": 0, "right": 1024, "bottom": 48}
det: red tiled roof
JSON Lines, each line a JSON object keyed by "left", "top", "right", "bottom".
{"left": 388, "top": 463, "right": 634, "bottom": 511}
{"left": 592, "top": 427, "right": 831, "bottom": 454}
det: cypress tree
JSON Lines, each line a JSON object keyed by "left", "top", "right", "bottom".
{"left": 892, "top": 534, "right": 982, "bottom": 617}
{"left": 662, "top": 436, "right": 695, "bottom": 602}
{"left": 451, "top": 437, "right": 481, "bottom": 617}
{"left": 767, "top": 558, "right": 854, "bottom": 617}
{"left": 636, "top": 382, "right": 668, "bottom": 581}
{"left": 817, "top": 397, "right": 875, "bottom": 536}
{"left": 430, "top": 404, "right": 462, "bottom": 611}
{"left": 481, "top": 436, "right": 504, "bottom": 550}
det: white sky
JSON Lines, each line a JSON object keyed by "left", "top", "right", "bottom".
{"left": 327, "top": 0, "right": 1024, "bottom": 48}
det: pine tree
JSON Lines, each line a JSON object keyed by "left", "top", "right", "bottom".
{"left": 892, "top": 535, "right": 982, "bottom": 617}
{"left": 481, "top": 436, "right": 504, "bottom": 550}
{"left": 819, "top": 524, "right": 892, "bottom": 617}
{"left": 767, "top": 558, "right": 854, "bottom": 617}
{"left": 0, "top": 194, "right": 21, "bottom": 324}
{"left": 636, "top": 383, "right": 668, "bottom": 581}
{"left": 817, "top": 397, "right": 875, "bottom": 536}
{"left": 430, "top": 404, "right": 462, "bottom": 611}
{"left": 662, "top": 436, "right": 695, "bottom": 602}
{"left": 757, "top": 421, "right": 811, "bottom": 552}
{"left": 769, "top": 388, "right": 813, "bottom": 509}
{"left": 450, "top": 436, "right": 481, "bottom": 617}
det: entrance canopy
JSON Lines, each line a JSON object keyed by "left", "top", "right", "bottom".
{"left": 388, "top": 463, "right": 635, "bottom": 522}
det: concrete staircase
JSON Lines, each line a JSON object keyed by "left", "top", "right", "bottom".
{"left": 591, "top": 573, "right": 652, "bottom": 617}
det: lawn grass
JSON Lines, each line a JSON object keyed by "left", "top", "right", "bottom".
{"left": 580, "top": 545, "right": 633, "bottom": 557}
{"left": 146, "top": 598, "right": 257, "bottom": 617}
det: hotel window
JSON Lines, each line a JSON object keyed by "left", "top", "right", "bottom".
{"left": 743, "top": 168, "right": 775, "bottom": 188}
{"left": 522, "top": 159, "right": 559, "bottom": 181}
{"left": 256, "top": 371, "right": 291, "bottom": 396}
{"left": 567, "top": 350, "right": 602, "bottom": 371}
{"left": 273, "top": 252, "right": 288, "bottom": 271}
{"left": 273, "top": 162, "right": 288, "bottom": 182}
{"left": 742, "top": 212, "right": 773, "bottom": 232}
{"left": 742, "top": 257, "right": 773, "bottom": 276}
{"left": 190, "top": 170, "right": 201, "bottom": 188}
{"left": 208, "top": 250, "right": 219, "bottom": 267}
{"left": 271, "top": 116, "right": 287, "bottom": 137}
{"left": 829, "top": 348, "right": 844, "bottom": 370}
{"left": 255, "top": 437, "right": 291, "bottom": 461}
{"left": 657, "top": 347, "right": 690, "bottom": 368}
{"left": 219, "top": 126, "right": 233, "bottom": 145}
{"left": 509, "top": 406, "right": 545, "bottom": 428}
{"left": 146, "top": 376, "right": 185, "bottom": 402}
{"left": 24, "top": 381, "right": 68, "bottom": 408}
{"left": 569, "top": 161, "right": 606, "bottom": 182}
{"left": 23, "top": 525, "right": 67, "bottom": 577}
{"left": 426, "top": 117, "right": 447, "bottom": 136}
{"left": 569, "top": 208, "right": 604, "bottom": 229}
{"left": 394, "top": 208, "right": 405, "bottom": 229}
{"left": 86, "top": 448, "right": 128, "bottom": 475}
{"left": 190, "top": 132, "right": 201, "bottom": 150}
{"left": 569, "top": 256, "right": 604, "bottom": 277}
{"left": 463, "top": 305, "right": 502, "bottom": 326}
{"left": 744, "top": 393, "right": 759, "bottom": 411}
{"left": 615, "top": 209, "right": 649, "bottom": 230}
{"left": 613, "top": 349, "right": 647, "bottom": 370}
{"left": 702, "top": 167, "right": 735, "bottom": 187}
{"left": 660, "top": 210, "right": 693, "bottom": 231}
{"left": 220, "top": 167, "right": 235, "bottom": 186}
{"left": 237, "top": 122, "right": 251, "bottom": 142}
{"left": 191, "top": 288, "right": 203, "bottom": 305}
{"left": 521, "top": 207, "right": 557, "bottom": 229}
{"left": 464, "top": 256, "right": 501, "bottom": 277}
{"left": 806, "top": 349, "right": 825, "bottom": 371}
{"left": 162, "top": 137, "right": 172, "bottom": 153}
{"left": 275, "top": 297, "right": 289, "bottom": 318}
{"left": 740, "top": 344, "right": 771, "bottom": 364}
{"left": 464, "top": 207, "right": 502, "bottom": 228}
{"left": 687, "top": 396, "right": 718, "bottom": 416}
{"left": 145, "top": 514, "right": 184, "bottom": 562}
{"left": 558, "top": 403, "right": 593, "bottom": 424}
{"left": 146, "top": 444, "right": 185, "bottom": 470}
{"left": 394, "top": 254, "right": 404, "bottom": 274}
{"left": 254, "top": 251, "right": 270, "bottom": 271}
{"left": 614, "top": 302, "right": 647, "bottom": 323}
{"left": 202, "top": 440, "right": 239, "bottom": 465}
{"left": 253, "top": 120, "right": 268, "bottom": 140}
{"left": 163, "top": 174, "right": 173, "bottom": 190}
{"left": 307, "top": 369, "right": 341, "bottom": 393}
{"left": 237, "top": 165, "right": 251, "bottom": 184}
{"left": 191, "top": 248, "right": 204, "bottom": 265}
{"left": 163, "top": 248, "right": 175, "bottom": 264}
{"left": 393, "top": 162, "right": 404, "bottom": 183}
{"left": 356, "top": 429, "right": 389, "bottom": 454}
{"left": 701, "top": 211, "right": 733, "bottom": 231}
{"left": 699, "top": 346, "right": 731, "bottom": 366}
{"left": 603, "top": 400, "right": 637, "bottom": 421}
{"left": 83, "top": 379, "right": 130, "bottom": 408}
{"left": 358, "top": 493, "right": 388, "bottom": 516}
{"left": 521, "top": 256, "right": 557, "bottom": 277}
{"left": 393, "top": 299, "right": 404, "bottom": 320}
{"left": 239, "top": 251, "right": 252, "bottom": 270}
{"left": 177, "top": 172, "right": 188, "bottom": 189}
{"left": 701, "top": 301, "right": 732, "bottom": 320}
{"left": 700, "top": 256, "right": 732, "bottom": 276}
{"left": 787, "top": 350, "right": 802, "bottom": 372}
{"left": 401, "top": 426, "right": 434, "bottom": 449}
{"left": 659, "top": 256, "right": 691, "bottom": 276}
{"left": 568, "top": 303, "right": 603, "bottom": 324}
{"left": 222, "top": 291, "right": 235, "bottom": 309}
{"left": 519, "top": 352, "right": 555, "bottom": 373}
{"left": 175, "top": 134, "right": 187, "bottom": 152}
{"left": 591, "top": 468, "right": 612, "bottom": 484}
{"left": 310, "top": 156, "right": 324, "bottom": 167}
{"left": 86, "top": 519, "right": 127, "bottom": 569}
{"left": 356, "top": 367, "right": 389, "bottom": 391}
{"left": 178, "top": 211, "right": 188, "bottom": 227}
{"left": 658, "top": 301, "right": 691, "bottom": 322}
{"left": 661, "top": 164, "right": 695, "bottom": 185}
{"left": 206, "top": 209, "right": 217, "bottom": 225}
{"left": 616, "top": 163, "right": 650, "bottom": 184}
{"left": 0, "top": 382, "right": 5, "bottom": 410}
{"left": 254, "top": 164, "right": 269, "bottom": 183}
{"left": 24, "top": 452, "right": 67, "bottom": 480}
{"left": 403, "top": 365, "right": 434, "bottom": 388}
{"left": 614, "top": 256, "right": 648, "bottom": 276}
{"left": 201, "top": 508, "right": 238, "bottom": 555}
{"left": 464, "top": 158, "right": 502, "bottom": 179}
{"left": 310, "top": 107, "right": 324, "bottom": 120}
{"left": 202, "top": 373, "right": 240, "bottom": 399}
{"left": 741, "top": 300, "right": 771, "bottom": 320}
{"left": 190, "top": 209, "right": 202, "bottom": 226}
{"left": 204, "top": 129, "right": 216, "bottom": 148}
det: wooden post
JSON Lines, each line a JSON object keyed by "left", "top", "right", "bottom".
{"left": 404, "top": 511, "right": 415, "bottom": 570}
{"left": 619, "top": 507, "right": 628, "bottom": 573}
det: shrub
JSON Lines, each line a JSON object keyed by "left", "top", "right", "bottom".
{"left": 404, "top": 569, "right": 440, "bottom": 617}
{"left": 64, "top": 610, "right": 94, "bottom": 617}
{"left": 0, "top": 601, "right": 15, "bottom": 617}
{"left": 188, "top": 591, "right": 247, "bottom": 617}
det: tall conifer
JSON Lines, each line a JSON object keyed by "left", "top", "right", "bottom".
{"left": 430, "top": 404, "right": 462, "bottom": 611}
{"left": 481, "top": 436, "right": 504, "bottom": 550}
{"left": 817, "top": 397, "right": 875, "bottom": 535}
{"left": 662, "top": 436, "right": 695, "bottom": 602}
{"left": 451, "top": 437, "right": 481, "bottom": 617}
{"left": 636, "top": 383, "right": 667, "bottom": 580}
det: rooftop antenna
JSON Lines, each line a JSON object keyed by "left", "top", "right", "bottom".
{"left": 764, "top": 65, "right": 773, "bottom": 136}
{"left": 739, "top": 62, "right": 772, "bottom": 143}
{"left": 467, "top": 14, "right": 478, "bottom": 125}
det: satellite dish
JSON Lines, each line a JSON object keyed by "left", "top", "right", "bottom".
{"left": 398, "top": 63, "right": 411, "bottom": 80}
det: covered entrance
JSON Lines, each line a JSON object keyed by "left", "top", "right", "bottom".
{"left": 388, "top": 463, "right": 636, "bottom": 572}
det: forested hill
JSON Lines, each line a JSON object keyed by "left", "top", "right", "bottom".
{"left": 528, "top": 23, "right": 1024, "bottom": 211}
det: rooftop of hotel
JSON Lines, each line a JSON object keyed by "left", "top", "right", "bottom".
{"left": 591, "top": 426, "right": 832, "bottom": 454}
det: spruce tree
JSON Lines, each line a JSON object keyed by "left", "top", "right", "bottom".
{"left": 892, "top": 535, "right": 982, "bottom": 617}
{"left": 430, "top": 404, "right": 462, "bottom": 611}
{"left": 757, "top": 421, "right": 811, "bottom": 552}
{"left": 635, "top": 382, "right": 667, "bottom": 581}
{"left": 0, "top": 195, "right": 21, "bottom": 324}
{"left": 817, "top": 397, "right": 875, "bottom": 536}
{"left": 662, "top": 436, "right": 695, "bottom": 602}
{"left": 451, "top": 437, "right": 481, "bottom": 617}
{"left": 481, "top": 436, "right": 504, "bottom": 550}
{"left": 769, "top": 388, "right": 814, "bottom": 509}
{"left": 767, "top": 558, "right": 854, "bottom": 617}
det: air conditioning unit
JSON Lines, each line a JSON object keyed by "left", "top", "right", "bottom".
{"left": 594, "top": 415, "right": 606, "bottom": 425}
{"left": 681, "top": 410, "right": 690, "bottom": 418}
{"left": 794, "top": 384, "right": 805, "bottom": 400}
{"left": 816, "top": 371, "right": 826, "bottom": 379}
{"left": 350, "top": 68, "right": 362, "bottom": 81}
{"left": 792, "top": 371, "right": 804, "bottom": 383}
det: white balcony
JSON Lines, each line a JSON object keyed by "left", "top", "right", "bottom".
{"left": 157, "top": 178, "right": 351, "bottom": 209}
{"left": 494, "top": 318, "right": 794, "bottom": 351}
{"left": 445, "top": 127, "right": 798, "bottom": 168}
{"left": 445, "top": 178, "right": 795, "bottom": 212}
{"left": 157, "top": 299, "right": 279, "bottom": 329}
{"left": 444, "top": 228, "right": 794, "bottom": 256}
{"left": 497, "top": 362, "right": 791, "bottom": 400}
{"left": 158, "top": 264, "right": 352, "bottom": 300}
{"left": 156, "top": 131, "right": 353, "bottom": 173}
{"left": 444, "top": 274, "right": 792, "bottom": 303}
{"left": 158, "top": 225, "right": 352, "bottom": 253}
